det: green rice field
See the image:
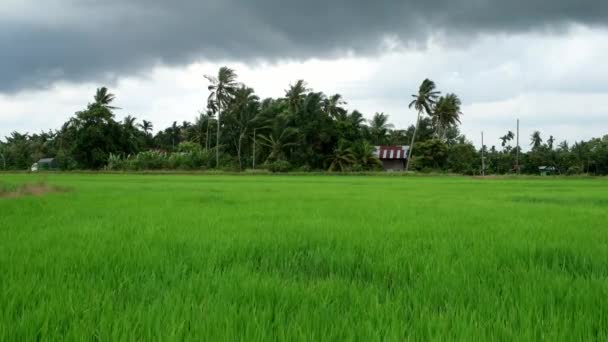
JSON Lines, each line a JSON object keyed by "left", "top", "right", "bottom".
{"left": 1, "top": 174, "right": 607, "bottom": 340}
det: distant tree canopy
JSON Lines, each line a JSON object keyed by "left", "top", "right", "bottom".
{"left": 1, "top": 68, "right": 607, "bottom": 175}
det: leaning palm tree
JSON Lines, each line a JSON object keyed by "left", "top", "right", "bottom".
{"left": 500, "top": 131, "right": 515, "bottom": 148}
{"left": 432, "top": 93, "right": 462, "bottom": 139}
{"left": 205, "top": 67, "right": 239, "bottom": 167}
{"left": 406, "top": 79, "right": 440, "bottom": 171}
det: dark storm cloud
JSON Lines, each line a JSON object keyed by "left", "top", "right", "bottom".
{"left": 1, "top": 0, "right": 607, "bottom": 92}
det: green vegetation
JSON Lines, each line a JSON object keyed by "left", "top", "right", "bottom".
{"left": 2, "top": 67, "right": 606, "bottom": 174}
{"left": 1, "top": 174, "right": 607, "bottom": 340}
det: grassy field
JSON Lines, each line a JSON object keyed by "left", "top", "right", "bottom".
{"left": 1, "top": 174, "right": 607, "bottom": 340}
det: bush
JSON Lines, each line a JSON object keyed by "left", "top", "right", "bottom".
{"left": 107, "top": 149, "right": 213, "bottom": 171}
{"left": 267, "top": 160, "right": 292, "bottom": 173}
{"left": 350, "top": 163, "right": 364, "bottom": 172}
{"left": 567, "top": 166, "right": 583, "bottom": 175}
{"left": 296, "top": 164, "right": 312, "bottom": 172}
{"left": 177, "top": 142, "right": 201, "bottom": 154}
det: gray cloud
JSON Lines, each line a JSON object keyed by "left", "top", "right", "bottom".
{"left": 1, "top": 0, "right": 608, "bottom": 92}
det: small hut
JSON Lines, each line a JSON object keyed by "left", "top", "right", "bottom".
{"left": 538, "top": 166, "right": 557, "bottom": 176}
{"left": 374, "top": 146, "right": 409, "bottom": 171}
{"left": 31, "top": 158, "right": 59, "bottom": 171}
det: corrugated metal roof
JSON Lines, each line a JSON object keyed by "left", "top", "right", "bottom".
{"left": 374, "top": 146, "right": 409, "bottom": 160}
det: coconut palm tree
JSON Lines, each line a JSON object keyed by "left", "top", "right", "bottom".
{"left": 0, "top": 148, "right": 5, "bottom": 170}
{"left": 369, "top": 113, "right": 394, "bottom": 145}
{"left": 230, "top": 86, "right": 261, "bottom": 170}
{"left": 432, "top": 93, "right": 462, "bottom": 139}
{"left": 94, "top": 87, "right": 119, "bottom": 110}
{"left": 205, "top": 67, "right": 239, "bottom": 167}
{"left": 547, "top": 135, "right": 555, "bottom": 150}
{"left": 407, "top": 79, "right": 440, "bottom": 171}
{"left": 192, "top": 113, "right": 207, "bottom": 150}
{"left": 322, "top": 94, "right": 347, "bottom": 119}
{"left": 138, "top": 120, "right": 153, "bottom": 136}
{"left": 327, "top": 141, "right": 356, "bottom": 172}
{"left": 530, "top": 131, "right": 543, "bottom": 150}
{"left": 500, "top": 131, "right": 515, "bottom": 148}
{"left": 285, "top": 80, "right": 310, "bottom": 114}
{"left": 353, "top": 140, "right": 382, "bottom": 170}
{"left": 170, "top": 121, "right": 179, "bottom": 150}
{"left": 258, "top": 115, "right": 298, "bottom": 162}
{"left": 123, "top": 115, "right": 137, "bottom": 130}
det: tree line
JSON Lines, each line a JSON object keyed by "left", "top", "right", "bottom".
{"left": 1, "top": 67, "right": 607, "bottom": 174}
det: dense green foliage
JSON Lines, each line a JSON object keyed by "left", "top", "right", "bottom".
{"left": 1, "top": 174, "right": 607, "bottom": 340}
{"left": 1, "top": 68, "right": 606, "bottom": 174}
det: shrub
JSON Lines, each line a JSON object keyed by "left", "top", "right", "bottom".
{"left": 267, "top": 160, "right": 292, "bottom": 173}
{"left": 567, "top": 166, "right": 583, "bottom": 175}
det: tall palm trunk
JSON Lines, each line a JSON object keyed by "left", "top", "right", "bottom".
{"left": 216, "top": 102, "right": 221, "bottom": 168}
{"left": 405, "top": 110, "right": 421, "bottom": 172}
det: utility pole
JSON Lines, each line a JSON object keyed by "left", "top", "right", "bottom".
{"left": 481, "top": 131, "right": 485, "bottom": 176}
{"left": 516, "top": 119, "right": 520, "bottom": 174}
{"left": 252, "top": 128, "right": 257, "bottom": 170}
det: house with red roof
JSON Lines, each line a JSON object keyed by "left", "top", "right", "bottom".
{"left": 374, "top": 145, "right": 409, "bottom": 171}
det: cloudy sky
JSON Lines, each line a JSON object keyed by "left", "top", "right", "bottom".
{"left": 2, "top": 0, "right": 608, "bottom": 148}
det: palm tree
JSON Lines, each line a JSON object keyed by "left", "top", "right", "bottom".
{"left": 407, "top": 79, "right": 440, "bottom": 172}
{"left": 123, "top": 115, "right": 137, "bottom": 129}
{"left": 258, "top": 115, "right": 299, "bottom": 162}
{"left": 353, "top": 140, "right": 382, "bottom": 170}
{"left": 369, "top": 113, "right": 394, "bottom": 145}
{"left": 94, "top": 87, "right": 119, "bottom": 110}
{"left": 322, "top": 94, "right": 347, "bottom": 119}
{"left": 327, "top": 141, "right": 356, "bottom": 172}
{"left": 0, "top": 148, "right": 5, "bottom": 170}
{"left": 432, "top": 93, "right": 462, "bottom": 139}
{"left": 500, "top": 131, "right": 515, "bottom": 148}
{"left": 205, "top": 67, "right": 239, "bottom": 167}
{"left": 547, "top": 135, "right": 555, "bottom": 150}
{"left": 285, "top": 80, "right": 310, "bottom": 114}
{"left": 230, "top": 86, "right": 261, "bottom": 170}
{"left": 530, "top": 131, "right": 543, "bottom": 150}
{"left": 138, "top": 120, "right": 153, "bottom": 136}
{"left": 348, "top": 110, "right": 366, "bottom": 128}
{"left": 170, "top": 121, "right": 179, "bottom": 150}
{"left": 192, "top": 113, "right": 207, "bottom": 149}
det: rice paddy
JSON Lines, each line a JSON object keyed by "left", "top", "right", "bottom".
{"left": 1, "top": 174, "right": 607, "bottom": 340}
